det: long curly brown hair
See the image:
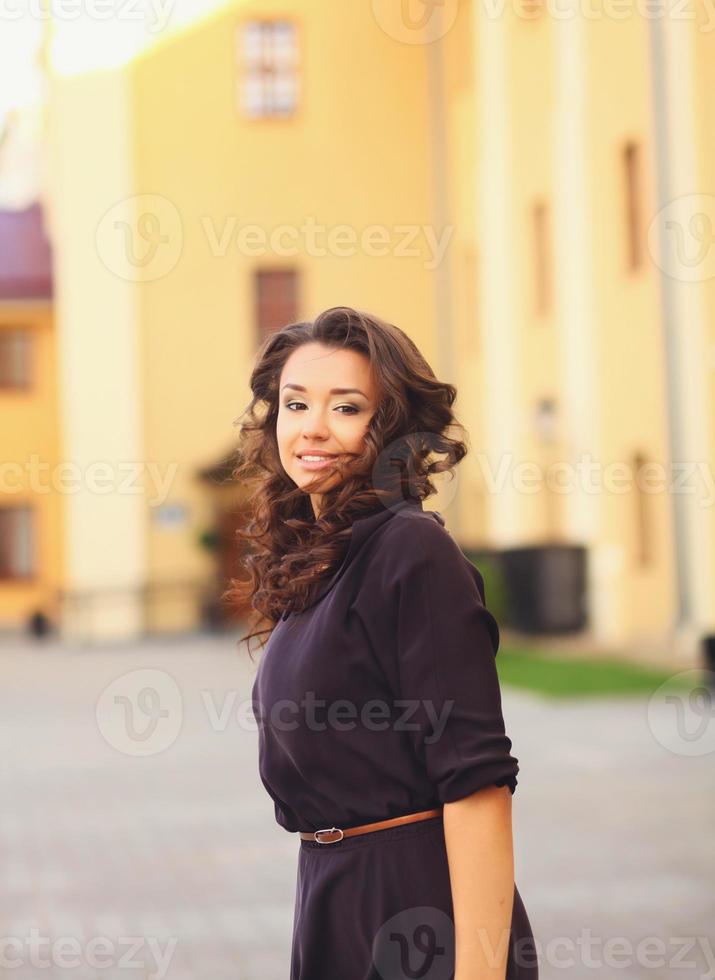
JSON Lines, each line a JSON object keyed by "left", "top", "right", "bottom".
{"left": 224, "top": 306, "right": 468, "bottom": 658}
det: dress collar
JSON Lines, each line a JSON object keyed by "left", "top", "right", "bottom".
{"left": 280, "top": 497, "right": 445, "bottom": 620}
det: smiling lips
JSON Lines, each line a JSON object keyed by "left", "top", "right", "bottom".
{"left": 297, "top": 452, "right": 341, "bottom": 471}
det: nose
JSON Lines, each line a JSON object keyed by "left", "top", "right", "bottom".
{"left": 300, "top": 409, "right": 331, "bottom": 440}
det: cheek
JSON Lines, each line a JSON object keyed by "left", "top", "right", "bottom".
{"left": 342, "top": 417, "right": 371, "bottom": 452}
{"left": 275, "top": 412, "right": 295, "bottom": 457}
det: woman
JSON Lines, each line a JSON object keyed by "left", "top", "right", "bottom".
{"left": 228, "top": 307, "right": 538, "bottom": 979}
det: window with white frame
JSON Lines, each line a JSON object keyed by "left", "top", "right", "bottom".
{"left": 237, "top": 20, "right": 299, "bottom": 119}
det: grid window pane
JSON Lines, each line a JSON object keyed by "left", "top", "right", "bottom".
{"left": 242, "top": 22, "right": 267, "bottom": 65}
{"left": 272, "top": 22, "right": 298, "bottom": 65}
{"left": 237, "top": 20, "right": 299, "bottom": 118}
{"left": 273, "top": 74, "right": 299, "bottom": 114}
{"left": 243, "top": 76, "right": 266, "bottom": 117}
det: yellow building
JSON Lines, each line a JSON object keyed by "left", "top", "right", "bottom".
{"left": 41, "top": 1, "right": 439, "bottom": 642}
{"left": 438, "top": 0, "right": 715, "bottom": 665}
{"left": 0, "top": 204, "right": 59, "bottom": 632}
{"left": 4, "top": 0, "right": 713, "bottom": 666}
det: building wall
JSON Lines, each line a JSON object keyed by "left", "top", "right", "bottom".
{"left": 0, "top": 302, "right": 62, "bottom": 627}
{"left": 36, "top": 0, "right": 713, "bottom": 658}
{"left": 129, "top": 0, "right": 436, "bottom": 629}
{"left": 586, "top": 3, "right": 676, "bottom": 646}
{"left": 440, "top": 0, "right": 487, "bottom": 543}
{"left": 46, "top": 68, "right": 146, "bottom": 641}
{"left": 441, "top": 0, "right": 712, "bottom": 658}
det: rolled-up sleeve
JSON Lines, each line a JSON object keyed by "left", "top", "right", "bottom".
{"left": 379, "top": 514, "right": 519, "bottom": 802}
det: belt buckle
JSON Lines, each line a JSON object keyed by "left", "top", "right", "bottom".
{"left": 313, "top": 826, "right": 344, "bottom": 844}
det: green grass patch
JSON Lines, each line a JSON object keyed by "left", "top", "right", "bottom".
{"left": 496, "top": 645, "right": 701, "bottom": 698}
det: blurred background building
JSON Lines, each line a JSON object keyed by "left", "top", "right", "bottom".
{"left": 1, "top": 0, "right": 714, "bottom": 667}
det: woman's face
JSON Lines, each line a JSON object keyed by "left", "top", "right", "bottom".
{"left": 277, "top": 342, "right": 378, "bottom": 516}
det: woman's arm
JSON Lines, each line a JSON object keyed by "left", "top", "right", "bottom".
{"left": 443, "top": 784, "right": 515, "bottom": 980}
{"left": 362, "top": 514, "right": 521, "bottom": 976}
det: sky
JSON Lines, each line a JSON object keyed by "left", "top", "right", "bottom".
{"left": 0, "top": 1, "right": 234, "bottom": 207}
{"left": 0, "top": 0, "right": 233, "bottom": 85}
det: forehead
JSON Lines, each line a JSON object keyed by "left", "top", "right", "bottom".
{"left": 280, "top": 343, "right": 374, "bottom": 392}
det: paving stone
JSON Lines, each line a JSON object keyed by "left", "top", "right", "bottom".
{"left": 1, "top": 633, "right": 713, "bottom": 979}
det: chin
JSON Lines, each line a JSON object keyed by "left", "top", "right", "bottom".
{"left": 299, "top": 475, "right": 340, "bottom": 493}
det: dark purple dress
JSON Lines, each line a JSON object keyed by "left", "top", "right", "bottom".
{"left": 251, "top": 498, "right": 538, "bottom": 979}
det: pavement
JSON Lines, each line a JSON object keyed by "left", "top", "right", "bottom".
{"left": 1, "top": 631, "right": 713, "bottom": 979}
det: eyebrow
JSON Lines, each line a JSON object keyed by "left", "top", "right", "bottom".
{"left": 280, "top": 383, "right": 368, "bottom": 398}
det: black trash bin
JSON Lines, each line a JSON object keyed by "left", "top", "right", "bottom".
{"left": 27, "top": 610, "right": 52, "bottom": 639}
{"left": 703, "top": 635, "right": 715, "bottom": 688}
{"left": 499, "top": 544, "right": 587, "bottom": 634}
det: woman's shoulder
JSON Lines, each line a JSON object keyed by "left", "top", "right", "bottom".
{"left": 355, "top": 504, "right": 497, "bottom": 646}
{"left": 379, "top": 505, "right": 455, "bottom": 554}
{"left": 372, "top": 506, "right": 483, "bottom": 590}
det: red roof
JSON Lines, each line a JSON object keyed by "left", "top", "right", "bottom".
{"left": 0, "top": 201, "right": 53, "bottom": 300}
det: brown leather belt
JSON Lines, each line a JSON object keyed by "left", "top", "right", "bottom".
{"left": 299, "top": 806, "right": 443, "bottom": 844}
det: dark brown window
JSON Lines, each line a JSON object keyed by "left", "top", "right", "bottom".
{"left": 0, "top": 506, "right": 34, "bottom": 579}
{"left": 255, "top": 268, "right": 299, "bottom": 341}
{"left": 632, "top": 451, "right": 653, "bottom": 565}
{"left": 532, "top": 201, "right": 552, "bottom": 315}
{"left": 517, "top": 0, "right": 545, "bottom": 19}
{"left": 0, "top": 329, "right": 31, "bottom": 389}
{"left": 623, "top": 142, "right": 643, "bottom": 270}
{"left": 237, "top": 20, "right": 299, "bottom": 119}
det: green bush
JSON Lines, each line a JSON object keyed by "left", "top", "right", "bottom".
{"left": 465, "top": 550, "right": 508, "bottom": 624}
